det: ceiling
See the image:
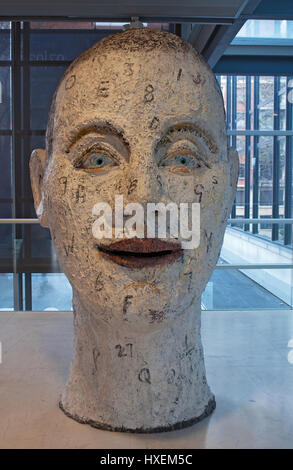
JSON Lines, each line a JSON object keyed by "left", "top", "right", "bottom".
{"left": 0, "top": 1, "right": 249, "bottom": 20}
{"left": 1, "top": 0, "right": 291, "bottom": 69}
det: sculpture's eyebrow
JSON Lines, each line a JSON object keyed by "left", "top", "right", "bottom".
{"left": 66, "top": 122, "right": 130, "bottom": 155}
{"left": 160, "top": 122, "right": 218, "bottom": 155}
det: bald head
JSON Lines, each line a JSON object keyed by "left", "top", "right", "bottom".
{"left": 46, "top": 28, "right": 226, "bottom": 159}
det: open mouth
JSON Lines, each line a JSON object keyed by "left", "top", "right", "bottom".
{"left": 95, "top": 238, "right": 183, "bottom": 268}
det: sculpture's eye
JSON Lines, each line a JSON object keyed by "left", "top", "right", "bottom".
{"left": 160, "top": 150, "right": 203, "bottom": 174}
{"left": 76, "top": 149, "right": 118, "bottom": 172}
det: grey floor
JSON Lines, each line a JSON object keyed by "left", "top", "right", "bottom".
{"left": 0, "top": 310, "right": 292, "bottom": 449}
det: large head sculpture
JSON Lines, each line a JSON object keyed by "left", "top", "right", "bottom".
{"left": 30, "top": 28, "right": 238, "bottom": 432}
{"left": 30, "top": 28, "right": 238, "bottom": 326}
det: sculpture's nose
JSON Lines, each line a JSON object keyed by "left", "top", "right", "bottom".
{"left": 127, "top": 158, "right": 163, "bottom": 205}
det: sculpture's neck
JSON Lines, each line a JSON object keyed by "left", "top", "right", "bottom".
{"left": 73, "top": 293, "right": 202, "bottom": 370}
{"left": 61, "top": 293, "right": 214, "bottom": 432}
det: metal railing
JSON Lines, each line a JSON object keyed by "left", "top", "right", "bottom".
{"left": 0, "top": 217, "right": 293, "bottom": 224}
{"left": 0, "top": 217, "right": 292, "bottom": 270}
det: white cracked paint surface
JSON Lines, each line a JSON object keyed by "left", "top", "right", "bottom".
{"left": 30, "top": 28, "right": 238, "bottom": 432}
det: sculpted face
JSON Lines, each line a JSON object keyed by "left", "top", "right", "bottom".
{"left": 30, "top": 29, "right": 238, "bottom": 327}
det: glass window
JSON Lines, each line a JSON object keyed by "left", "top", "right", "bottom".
{"left": 259, "top": 77, "right": 274, "bottom": 130}
{"left": 0, "top": 23, "right": 11, "bottom": 60}
{"left": 235, "top": 20, "right": 293, "bottom": 40}
{"left": 0, "top": 225, "right": 13, "bottom": 273}
{"left": 0, "top": 136, "right": 11, "bottom": 217}
{"left": 235, "top": 135, "right": 246, "bottom": 218}
{"left": 29, "top": 66, "right": 66, "bottom": 129}
{"left": 0, "top": 67, "right": 11, "bottom": 129}
{"left": 258, "top": 135, "right": 273, "bottom": 238}
{"left": 278, "top": 136, "right": 286, "bottom": 241}
{"left": 28, "top": 30, "right": 116, "bottom": 61}
{"left": 31, "top": 273, "right": 72, "bottom": 311}
{"left": 0, "top": 273, "right": 13, "bottom": 310}
{"left": 219, "top": 73, "right": 292, "bottom": 248}
{"left": 202, "top": 268, "right": 291, "bottom": 310}
{"left": 236, "top": 76, "right": 246, "bottom": 130}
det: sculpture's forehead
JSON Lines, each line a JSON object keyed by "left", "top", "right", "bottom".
{"left": 53, "top": 47, "right": 226, "bottom": 149}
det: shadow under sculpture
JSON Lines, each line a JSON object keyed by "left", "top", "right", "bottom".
{"left": 30, "top": 28, "right": 238, "bottom": 433}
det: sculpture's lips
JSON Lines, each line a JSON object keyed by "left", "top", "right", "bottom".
{"left": 95, "top": 238, "right": 183, "bottom": 268}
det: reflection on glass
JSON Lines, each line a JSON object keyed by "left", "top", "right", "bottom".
{"left": 0, "top": 24, "right": 10, "bottom": 60}
{"left": 0, "top": 67, "right": 11, "bottom": 129}
{"left": 236, "top": 76, "right": 246, "bottom": 130}
{"left": 0, "top": 273, "right": 13, "bottom": 310}
{"left": 259, "top": 77, "right": 274, "bottom": 130}
{"left": 30, "top": 66, "right": 66, "bottom": 129}
{"left": 31, "top": 273, "right": 72, "bottom": 311}
{"left": 258, "top": 135, "right": 273, "bottom": 239}
{"left": 235, "top": 135, "right": 246, "bottom": 219}
{"left": 236, "top": 20, "right": 293, "bottom": 40}
{"left": 279, "top": 136, "right": 286, "bottom": 241}
{"left": 0, "top": 137, "right": 11, "bottom": 216}
{"left": 280, "top": 77, "right": 287, "bottom": 131}
{"left": 202, "top": 267, "right": 291, "bottom": 310}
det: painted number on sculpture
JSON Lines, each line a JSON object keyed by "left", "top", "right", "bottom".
{"left": 115, "top": 343, "right": 133, "bottom": 358}
{"left": 144, "top": 84, "right": 154, "bottom": 103}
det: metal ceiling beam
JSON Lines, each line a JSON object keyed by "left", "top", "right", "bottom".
{"left": 0, "top": 16, "right": 235, "bottom": 24}
{"left": 188, "top": 0, "right": 262, "bottom": 67}
{"left": 0, "top": 0, "right": 247, "bottom": 19}
{"left": 242, "top": 0, "right": 293, "bottom": 20}
{"left": 187, "top": 24, "right": 216, "bottom": 53}
{"left": 213, "top": 54, "right": 293, "bottom": 76}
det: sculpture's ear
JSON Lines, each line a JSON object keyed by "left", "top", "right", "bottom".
{"left": 29, "top": 149, "right": 49, "bottom": 227}
{"left": 228, "top": 147, "right": 239, "bottom": 190}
